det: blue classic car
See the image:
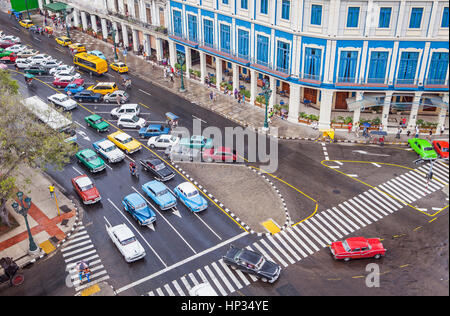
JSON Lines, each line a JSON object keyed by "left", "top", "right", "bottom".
{"left": 73, "top": 90, "right": 103, "bottom": 103}
{"left": 142, "top": 180, "right": 177, "bottom": 210}
{"left": 87, "top": 50, "right": 107, "bottom": 60}
{"left": 122, "top": 193, "right": 156, "bottom": 225}
{"left": 64, "top": 82, "right": 84, "bottom": 94}
{"left": 139, "top": 124, "right": 170, "bottom": 139}
{"left": 174, "top": 182, "right": 207, "bottom": 212}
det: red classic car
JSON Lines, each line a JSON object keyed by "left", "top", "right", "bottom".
{"left": 202, "top": 146, "right": 237, "bottom": 163}
{"left": 0, "top": 40, "right": 14, "bottom": 48}
{"left": 330, "top": 237, "right": 386, "bottom": 262}
{"left": 71, "top": 175, "right": 101, "bottom": 204}
{"left": 53, "top": 77, "right": 84, "bottom": 88}
{"left": 432, "top": 140, "right": 449, "bottom": 159}
{"left": 0, "top": 53, "right": 17, "bottom": 63}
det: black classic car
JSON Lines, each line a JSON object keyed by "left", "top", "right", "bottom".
{"left": 222, "top": 245, "right": 281, "bottom": 283}
{"left": 139, "top": 158, "right": 175, "bottom": 182}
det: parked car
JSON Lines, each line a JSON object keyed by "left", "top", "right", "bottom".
{"left": 75, "top": 148, "right": 106, "bottom": 173}
{"left": 202, "top": 146, "right": 237, "bottom": 163}
{"left": 73, "top": 90, "right": 103, "bottom": 103}
{"left": 87, "top": 82, "right": 118, "bottom": 95}
{"left": 64, "top": 82, "right": 84, "bottom": 94}
{"left": 18, "top": 19, "right": 34, "bottom": 29}
{"left": 53, "top": 76, "right": 84, "bottom": 88}
{"left": 1, "top": 35, "right": 20, "bottom": 44}
{"left": 0, "top": 53, "right": 17, "bottom": 63}
{"left": 68, "top": 43, "right": 86, "bottom": 53}
{"left": 6, "top": 44, "right": 27, "bottom": 53}
{"left": 110, "top": 103, "right": 140, "bottom": 118}
{"left": 55, "top": 36, "right": 71, "bottom": 46}
{"left": 109, "top": 61, "right": 128, "bottom": 73}
{"left": 87, "top": 50, "right": 106, "bottom": 60}
{"left": 0, "top": 40, "right": 14, "bottom": 49}
{"left": 407, "top": 138, "right": 438, "bottom": 159}
{"left": 106, "top": 223, "right": 146, "bottom": 262}
{"left": 71, "top": 175, "right": 101, "bottom": 205}
{"left": 117, "top": 114, "right": 146, "bottom": 129}
{"left": 24, "top": 65, "right": 47, "bottom": 75}
{"left": 122, "top": 193, "right": 156, "bottom": 226}
{"left": 16, "top": 48, "right": 39, "bottom": 58}
{"left": 165, "top": 143, "right": 201, "bottom": 162}
{"left": 142, "top": 180, "right": 177, "bottom": 210}
{"left": 84, "top": 114, "right": 110, "bottom": 132}
{"left": 173, "top": 182, "right": 207, "bottom": 212}
{"left": 148, "top": 134, "right": 179, "bottom": 149}
{"left": 222, "top": 245, "right": 281, "bottom": 283}
{"left": 49, "top": 64, "right": 74, "bottom": 75}
{"left": 27, "top": 53, "right": 53, "bottom": 65}
{"left": 139, "top": 158, "right": 175, "bottom": 181}
{"left": 330, "top": 237, "right": 386, "bottom": 262}
{"left": 179, "top": 135, "right": 214, "bottom": 150}
{"left": 103, "top": 90, "right": 129, "bottom": 104}
{"left": 40, "top": 59, "right": 62, "bottom": 70}
{"left": 47, "top": 93, "right": 78, "bottom": 111}
{"left": 92, "top": 139, "right": 125, "bottom": 163}
{"left": 432, "top": 140, "right": 449, "bottom": 159}
{"left": 15, "top": 57, "right": 32, "bottom": 69}
{"left": 54, "top": 70, "right": 81, "bottom": 80}
{"left": 107, "top": 131, "right": 142, "bottom": 154}
{"left": 139, "top": 124, "right": 170, "bottom": 139}
{"left": 0, "top": 48, "right": 13, "bottom": 58}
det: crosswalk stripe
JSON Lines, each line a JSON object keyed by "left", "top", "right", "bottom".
{"left": 298, "top": 221, "right": 328, "bottom": 247}
{"left": 348, "top": 198, "right": 382, "bottom": 220}
{"left": 188, "top": 272, "right": 200, "bottom": 286}
{"left": 70, "top": 230, "right": 88, "bottom": 238}
{"left": 66, "top": 254, "right": 99, "bottom": 269}
{"left": 418, "top": 166, "right": 446, "bottom": 183}
{"left": 369, "top": 188, "right": 405, "bottom": 209}
{"left": 433, "top": 162, "right": 449, "bottom": 175}
{"left": 405, "top": 171, "right": 440, "bottom": 191}
{"left": 251, "top": 241, "right": 275, "bottom": 263}
{"left": 343, "top": 200, "right": 374, "bottom": 224}
{"left": 257, "top": 239, "right": 288, "bottom": 267}
{"left": 429, "top": 165, "right": 449, "bottom": 180}
{"left": 180, "top": 276, "right": 192, "bottom": 293}
{"left": 394, "top": 177, "right": 426, "bottom": 197}
{"left": 310, "top": 216, "right": 337, "bottom": 242}
{"left": 64, "top": 249, "right": 97, "bottom": 263}
{"left": 148, "top": 291, "right": 155, "bottom": 296}
{"left": 315, "top": 213, "right": 342, "bottom": 239}
{"left": 211, "top": 262, "right": 235, "bottom": 293}
{"left": 379, "top": 183, "right": 412, "bottom": 203}
{"left": 273, "top": 233, "right": 302, "bottom": 261}
{"left": 388, "top": 179, "right": 421, "bottom": 200}
{"left": 322, "top": 210, "right": 350, "bottom": 236}
{"left": 65, "top": 235, "right": 90, "bottom": 245}
{"left": 267, "top": 235, "right": 296, "bottom": 264}
{"left": 156, "top": 288, "right": 164, "bottom": 296}
{"left": 62, "top": 244, "right": 95, "bottom": 257}
{"left": 219, "top": 259, "right": 244, "bottom": 290}
{"left": 61, "top": 240, "right": 92, "bottom": 252}
{"left": 356, "top": 194, "right": 389, "bottom": 216}
{"left": 338, "top": 204, "right": 366, "bottom": 227}
{"left": 286, "top": 227, "right": 314, "bottom": 255}
{"left": 72, "top": 269, "right": 108, "bottom": 287}
{"left": 279, "top": 230, "right": 308, "bottom": 257}
{"left": 292, "top": 225, "right": 321, "bottom": 251}
{"left": 230, "top": 263, "right": 251, "bottom": 286}
{"left": 172, "top": 280, "right": 186, "bottom": 296}
{"left": 399, "top": 174, "right": 432, "bottom": 195}
{"left": 164, "top": 284, "right": 175, "bottom": 296}
{"left": 204, "top": 265, "right": 228, "bottom": 296}
{"left": 332, "top": 207, "right": 360, "bottom": 230}
{"left": 75, "top": 275, "right": 110, "bottom": 292}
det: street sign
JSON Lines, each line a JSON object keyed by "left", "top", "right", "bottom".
{"left": 123, "top": 49, "right": 127, "bottom": 56}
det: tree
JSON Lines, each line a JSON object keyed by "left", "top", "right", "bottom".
{"left": 0, "top": 69, "right": 77, "bottom": 226}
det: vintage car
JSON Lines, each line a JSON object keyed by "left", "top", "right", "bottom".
{"left": 68, "top": 43, "right": 86, "bottom": 53}
{"left": 73, "top": 90, "right": 103, "bottom": 103}
{"left": 202, "top": 146, "right": 237, "bottom": 163}
{"left": 75, "top": 148, "right": 106, "bottom": 173}
{"left": 24, "top": 65, "right": 47, "bottom": 75}
{"left": 222, "top": 245, "right": 281, "bottom": 283}
{"left": 117, "top": 114, "right": 146, "bottom": 130}
{"left": 55, "top": 36, "right": 72, "bottom": 46}
{"left": 122, "top": 193, "right": 156, "bottom": 226}
{"left": 16, "top": 48, "right": 39, "bottom": 58}
{"left": 87, "top": 50, "right": 106, "bottom": 60}
{"left": 50, "top": 64, "right": 74, "bottom": 75}
{"left": 139, "top": 124, "right": 170, "bottom": 139}
{"left": 84, "top": 114, "right": 110, "bottom": 132}
{"left": 330, "top": 237, "right": 386, "bottom": 262}
{"left": 179, "top": 135, "right": 213, "bottom": 150}
{"left": 407, "top": 138, "right": 438, "bottom": 159}
{"left": 71, "top": 175, "right": 101, "bottom": 205}
{"left": 173, "top": 182, "right": 207, "bottom": 212}
{"left": 106, "top": 223, "right": 146, "bottom": 262}
{"left": 165, "top": 143, "right": 201, "bottom": 162}
{"left": 107, "top": 131, "right": 142, "bottom": 154}
{"left": 432, "top": 140, "right": 449, "bottom": 159}
{"left": 64, "top": 82, "right": 85, "bottom": 94}
{"left": 87, "top": 82, "right": 118, "bottom": 95}
{"left": 139, "top": 158, "right": 175, "bottom": 181}
{"left": 0, "top": 48, "right": 14, "bottom": 58}
{"left": 47, "top": 93, "right": 77, "bottom": 111}
{"left": 142, "top": 180, "right": 177, "bottom": 210}
{"left": 53, "top": 76, "right": 84, "bottom": 88}
{"left": 103, "top": 90, "right": 129, "bottom": 104}
{"left": 0, "top": 53, "right": 17, "bottom": 63}
{"left": 148, "top": 134, "right": 179, "bottom": 149}
{"left": 92, "top": 139, "right": 125, "bottom": 163}
{"left": 14, "top": 57, "right": 31, "bottom": 69}
{"left": 19, "top": 19, "right": 34, "bottom": 29}
{"left": 109, "top": 61, "right": 128, "bottom": 73}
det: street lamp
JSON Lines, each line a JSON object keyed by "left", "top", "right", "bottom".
{"left": 63, "top": 8, "right": 73, "bottom": 40}
{"left": 25, "top": 0, "right": 31, "bottom": 20}
{"left": 260, "top": 79, "right": 272, "bottom": 132}
{"left": 11, "top": 191, "right": 39, "bottom": 255}
{"left": 177, "top": 51, "right": 186, "bottom": 93}
{"left": 110, "top": 28, "right": 119, "bottom": 61}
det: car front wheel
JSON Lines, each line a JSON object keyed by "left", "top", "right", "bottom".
{"left": 260, "top": 277, "right": 268, "bottom": 283}
{"left": 344, "top": 257, "right": 350, "bottom": 262}
{"left": 374, "top": 254, "right": 381, "bottom": 259}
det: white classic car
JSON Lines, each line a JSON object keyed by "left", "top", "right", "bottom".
{"left": 92, "top": 139, "right": 125, "bottom": 163}
{"left": 106, "top": 223, "right": 146, "bottom": 263}
{"left": 47, "top": 93, "right": 77, "bottom": 111}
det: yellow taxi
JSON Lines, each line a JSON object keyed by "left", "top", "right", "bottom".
{"left": 110, "top": 62, "right": 128, "bottom": 73}
{"left": 19, "top": 19, "right": 34, "bottom": 29}
{"left": 55, "top": 36, "right": 72, "bottom": 46}
{"left": 87, "top": 82, "right": 118, "bottom": 95}
{"left": 69, "top": 43, "right": 86, "bottom": 53}
{"left": 107, "top": 131, "right": 142, "bottom": 154}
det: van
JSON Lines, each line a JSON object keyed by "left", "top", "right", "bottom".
{"left": 110, "top": 103, "right": 140, "bottom": 119}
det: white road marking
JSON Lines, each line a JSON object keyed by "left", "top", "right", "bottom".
{"left": 139, "top": 89, "right": 152, "bottom": 96}
{"left": 194, "top": 213, "right": 222, "bottom": 240}
{"left": 72, "top": 166, "right": 83, "bottom": 175}
{"left": 372, "top": 163, "right": 381, "bottom": 168}
{"left": 74, "top": 121, "right": 86, "bottom": 129}
{"left": 192, "top": 115, "right": 207, "bottom": 124}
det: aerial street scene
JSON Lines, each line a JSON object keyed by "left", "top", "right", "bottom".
{"left": 0, "top": 0, "right": 448, "bottom": 304}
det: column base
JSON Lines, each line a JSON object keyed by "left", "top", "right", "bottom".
{"left": 179, "top": 87, "right": 186, "bottom": 93}
{"left": 261, "top": 126, "right": 270, "bottom": 133}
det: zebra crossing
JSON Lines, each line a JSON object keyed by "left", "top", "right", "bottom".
{"left": 144, "top": 162, "right": 448, "bottom": 296}
{"left": 61, "top": 226, "right": 110, "bottom": 295}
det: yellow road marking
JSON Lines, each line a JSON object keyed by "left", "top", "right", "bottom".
{"left": 261, "top": 219, "right": 281, "bottom": 234}
{"left": 39, "top": 240, "right": 56, "bottom": 254}
{"left": 138, "top": 102, "right": 150, "bottom": 109}
{"left": 413, "top": 226, "right": 422, "bottom": 231}
{"left": 81, "top": 284, "right": 101, "bottom": 296}
{"left": 428, "top": 218, "right": 437, "bottom": 223}
{"left": 352, "top": 275, "right": 364, "bottom": 279}
{"left": 399, "top": 264, "right": 410, "bottom": 268}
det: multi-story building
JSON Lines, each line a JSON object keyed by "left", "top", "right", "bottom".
{"left": 166, "top": 0, "right": 449, "bottom": 131}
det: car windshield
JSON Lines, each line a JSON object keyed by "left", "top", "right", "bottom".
{"left": 424, "top": 147, "right": 433, "bottom": 151}
{"left": 133, "top": 202, "right": 146, "bottom": 210}
{"left": 187, "top": 190, "right": 198, "bottom": 198}
{"left": 80, "top": 184, "right": 94, "bottom": 191}
{"left": 131, "top": 116, "right": 140, "bottom": 123}
{"left": 103, "top": 145, "right": 115, "bottom": 152}
{"left": 120, "top": 236, "right": 136, "bottom": 246}
{"left": 85, "top": 155, "right": 98, "bottom": 162}
{"left": 156, "top": 189, "right": 168, "bottom": 196}
{"left": 59, "top": 96, "right": 69, "bottom": 102}
{"left": 442, "top": 147, "right": 449, "bottom": 152}
{"left": 93, "top": 118, "right": 103, "bottom": 124}
{"left": 121, "top": 137, "right": 132, "bottom": 144}
{"left": 255, "top": 257, "right": 265, "bottom": 270}
{"left": 154, "top": 163, "right": 165, "bottom": 171}
{"left": 342, "top": 241, "right": 351, "bottom": 252}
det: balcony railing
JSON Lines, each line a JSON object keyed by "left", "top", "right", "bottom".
{"left": 395, "top": 78, "right": 418, "bottom": 85}
{"left": 366, "top": 77, "right": 388, "bottom": 84}
{"left": 336, "top": 77, "right": 356, "bottom": 83}
{"left": 301, "top": 73, "right": 321, "bottom": 81}
{"left": 424, "top": 78, "right": 449, "bottom": 86}
{"left": 107, "top": 10, "right": 167, "bottom": 35}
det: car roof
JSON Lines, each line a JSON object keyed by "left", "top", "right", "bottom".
{"left": 144, "top": 180, "right": 167, "bottom": 192}
{"left": 88, "top": 114, "right": 102, "bottom": 120}
{"left": 51, "top": 93, "right": 67, "bottom": 98}
{"left": 148, "top": 124, "right": 163, "bottom": 128}
{"left": 178, "top": 182, "right": 197, "bottom": 194}
{"left": 119, "top": 103, "right": 138, "bottom": 109}
{"left": 115, "top": 132, "right": 131, "bottom": 141}
{"left": 119, "top": 114, "right": 138, "bottom": 119}
{"left": 125, "top": 193, "right": 145, "bottom": 205}
{"left": 215, "top": 146, "right": 232, "bottom": 153}
{"left": 94, "top": 82, "right": 116, "bottom": 86}
{"left": 57, "top": 76, "right": 75, "bottom": 81}
{"left": 345, "top": 237, "right": 369, "bottom": 248}
{"left": 75, "top": 175, "right": 93, "bottom": 187}
{"left": 97, "top": 139, "right": 114, "bottom": 148}
{"left": 112, "top": 224, "right": 135, "bottom": 241}
{"left": 238, "top": 248, "right": 262, "bottom": 264}
{"left": 80, "top": 149, "right": 97, "bottom": 157}
{"left": 433, "top": 140, "right": 448, "bottom": 146}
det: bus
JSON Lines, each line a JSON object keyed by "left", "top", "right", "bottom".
{"left": 73, "top": 52, "right": 108, "bottom": 76}
{"left": 23, "top": 96, "right": 77, "bottom": 143}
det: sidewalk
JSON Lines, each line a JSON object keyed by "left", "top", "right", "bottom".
{"left": 0, "top": 165, "right": 80, "bottom": 268}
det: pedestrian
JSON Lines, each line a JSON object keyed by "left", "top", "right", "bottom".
{"left": 268, "top": 108, "right": 274, "bottom": 123}
{"left": 354, "top": 121, "right": 360, "bottom": 137}
{"left": 348, "top": 122, "right": 352, "bottom": 133}
{"left": 163, "top": 67, "right": 167, "bottom": 78}
{"left": 396, "top": 127, "right": 402, "bottom": 139}
{"left": 212, "top": 90, "right": 217, "bottom": 102}
{"left": 363, "top": 126, "right": 368, "bottom": 138}
{"left": 378, "top": 124, "right": 383, "bottom": 131}
{"left": 427, "top": 130, "right": 433, "bottom": 141}
{"left": 402, "top": 117, "right": 407, "bottom": 128}
{"left": 415, "top": 125, "right": 420, "bottom": 138}
{"left": 440, "top": 124, "right": 445, "bottom": 135}
{"left": 84, "top": 267, "right": 91, "bottom": 283}
{"left": 234, "top": 88, "right": 238, "bottom": 99}
{"left": 170, "top": 72, "right": 174, "bottom": 83}
{"left": 406, "top": 129, "right": 411, "bottom": 137}
{"left": 116, "top": 93, "right": 122, "bottom": 105}
{"left": 209, "top": 91, "right": 213, "bottom": 100}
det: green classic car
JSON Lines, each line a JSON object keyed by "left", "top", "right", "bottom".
{"left": 179, "top": 135, "right": 214, "bottom": 149}
{"left": 75, "top": 149, "right": 106, "bottom": 173}
{"left": 408, "top": 138, "right": 438, "bottom": 159}
{"left": 0, "top": 48, "right": 13, "bottom": 58}
{"left": 84, "top": 114, "right": 110, "bottom": 132}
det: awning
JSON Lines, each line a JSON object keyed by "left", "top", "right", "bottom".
{"left": 346, "top": 96, "right": 383, "bottom": 110}
{"left": 423, "top": 96, "right": 449, "bottom": 110}
{"left": 43, "top": 2, "right": 71, "bottom": 13}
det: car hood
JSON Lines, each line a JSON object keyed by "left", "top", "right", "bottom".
{"left": 107, "top": 148, "right": 125, "bottom": 159}
{"left": 259, "top": 260, "right": 280, "bottom": 277}
{"left": 121, "top": 241, "right": 145, "bottom": 258}
{"left": 185, "top": 194, "right": 207, "bottom": 209}
{"left": 61, "top": 99, "right": 77, "bottom": 107}
{"left": 156, "top": 167, "right": 174, "bottom": 178}
{"left": 133, "top": 206, "right": 155, "bottom": 222}
{"left": 157, "top": 192, "right": 177, "bottom": 206}
{"left": 96, "top": 121, "right": 109, "bottom": 130}
{"left": 81, "top": 187, "right": 100, "bottom": 201}
{"left": 330, "top": 241, "right": 346, "bottom": 255}
{"left": 88, "top": 157, "right": 104, "bottom": 168}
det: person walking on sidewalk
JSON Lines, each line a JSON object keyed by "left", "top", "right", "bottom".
{"left": 170, "top": 72, "right": 174, "bottom": 83}
{"left": 415, "top": 125, "right": 420, "bottom": 138}
{"left": 213, "top": 90, "right": 217, "bottom": 102}
{"left": 347, "top": 122, "right": 352, "bottom": 133}
{"left": 209, "top": 91, "right": 213, "bottom": 100}
{"left": 354, "top": 121, "right": 360, "bottom": 137}
{"left": 396, "top": 127, "right": 402, "bottom": 139}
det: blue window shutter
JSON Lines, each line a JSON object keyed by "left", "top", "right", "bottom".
{"left": 339, "top": 51, "right": 358, "bottom": 82}
{"left": 398, "top": 52, "right": 419, "bottom": 83}
{"left": 347, "top": 7, "right": 360, "bottom": 27}
{"left": 428, "top": 52, "right": 449, "bottom": 84}
{"left": 409, "top": 8, "right": 423, "bottom": 28}
{"left": 238, "top": 29, "right": 249, "bottom": 59}
{"left": 220, "top": 24, "right": 231, "bottom": 53}
{"left": 241, "top": 0, "right": 248, "bottom": 10}
{"left": 378, "top": 8, "right": 391, "bottom": 28}
{"left": 188, "top": 15, "right": 197, "bottom": 42}
{"left": 222, "top": 0, "right": 229, "bottom": 5}
{"left": 203, "top": 20, "right": 213, "bottom": 47}
{"left": 442, "top": 7, "right": 449, "bottom": 27}
{"left": 368, "top": 51, "right": 388, "bottom": 83}
{"left": 276, "top": 41, "right": 290, "bottom": 73}
{"left": 261, "top": 0, "right": 268, "bottom": 14}
{"left": 257, "top": 35, "right": 269, "bottom": 65}
{"left": 282, "top": 1, "right": 290, "bottom": 20}
{"left": 311, "top": 5, "right": 322, "bottom": 25}
{"left": 304, "top": 48, "right": 321, "bottom": 79}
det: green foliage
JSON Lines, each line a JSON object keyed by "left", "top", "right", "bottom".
{"left": 174, "top": 63, "right": 186, "bottom": 72}
{"left": 255, "top": 95, "right": 265, "bottom": 103}
{"left": 416, "top": 119, "right": 425, "bottom": 127}
{"left": 0, "top": 70, "right": 19, "bottom": 95}
{"left": 299, "top": 112, "right": 308, "bottom": 119}
{"left": 344, "top": 116, "right": 353, "bottom": 124}
{"left": 371, "top": 117, "right": 381, "bottom": 125}
{"left": 240, "top": 89, "right": 250, "bottom": 98}
{"left": 308, "top": 114, "right": 319, "bottom": 121}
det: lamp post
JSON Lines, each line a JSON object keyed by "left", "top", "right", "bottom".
{"left": 260, "top": 79, "right": 272, "bottom": 132}
{"left": 25, "top": 0, "right": 31, "bottom": 20}
{"left": 110, "top": 28, "right": 118, "bottom": 61}
{"left": 63, "top": 8, "right": 71, "bottom": 40}
{"left": 177, "top": 51, "right": 186, "bottom": 93}
{"left": 11, "top": 191, "right": 39, "bottom": 255}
